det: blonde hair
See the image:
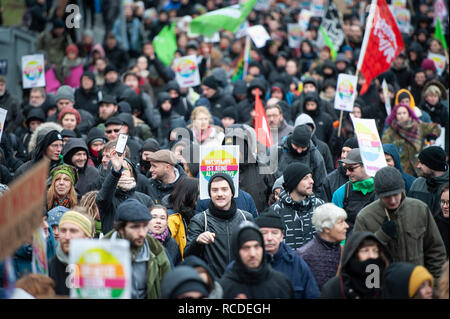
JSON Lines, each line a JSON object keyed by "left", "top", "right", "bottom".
{"left": 438, "top": 260, "right": 449, "bottom": 299}
{"left": 47, "top": 172, "right": 78, "bottom": 210}
{"left": 424, "top": 85, "right": 442, "bottom": 98}
{"left": 191, "top": 106, "right": 212, "bottom": 124}
{"left": 80, "top": 190, "right": 99, "bottom": 221}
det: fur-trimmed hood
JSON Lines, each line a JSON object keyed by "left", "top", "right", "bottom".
{"left": 28, "top": 122, "right": 64, "bottom": 154}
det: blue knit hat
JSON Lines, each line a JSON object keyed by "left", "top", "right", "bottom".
{"left": 47, "top": 206, "right": 70, "bottom": 226}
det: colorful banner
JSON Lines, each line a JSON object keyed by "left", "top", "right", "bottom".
{"left": 174, "top": 55, "right": 201, "bottom": 88}
{"left": 382, "top": 79, "right": 391, "bottom": 116}
{"left": 311, "top": 0, "right": 326, "bottom": 17}
{"left": 317, "top": 18, "right": 345, "bottom": 53}
{"left": 334, "top": 74, "right": 358, "bottom": 112}
{"left": 288, "top": 24, "right": 303, "bottom": 48}
{"left": 428, "top": 53, "right": 446, "bottom": 76}
{"left": 69, "top": 239, "right": 132, "bottom": 299}
{"left": 199, "top": 146, "right": 239, "bottom": 200}
{"left": 391, "top": 0, "right": 406, "bottom": 10}
{"left": 32, "top": 228, "right": 47, "bottom": 275}
{"left": 21, "top": 54, "right": 46, "bottom": 89}
{"left": 392, "top": 8, "right": 411, "bottom": 34}
{"left": 298, "top": 9, "right": 312, "bottom": 32}
{"left": 0, "top": 108, "right": 7, "bottom": 142}
{"left": 247, "top": 25, "right": 271, "bottom": 48}
{"left": 352, "top": 117, "right": 387, "bottom": 177}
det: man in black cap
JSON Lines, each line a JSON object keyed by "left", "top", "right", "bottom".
{"left": 271, "top": 162, "right": 325, "bottom": 249}
{"left": 409, "top": 146, "right": 449, "bottom": 214}
{"left": 201, "top": 75, "right": 236, "bottom": 120}
{"left": 256, "top": 209, "right": 320, "bottom": 299}
{"left": 137, "top": 138, "right": 160, "bottom": 176}
{"left": 219, "top": 221, "right": 294, "bottom": 299}
{"left": 101, "top": 64, "right": 131, "bottom": 98}
{"left": 391, "top": 53, "right": 413, "bottom": 90}
{"left": 97, "top": 95, "right": 119, "bottom": 125}
{"left": 185, "top": 172, "right": 253, "bottom": 278}
{"left": 103, "top": 198, "right": 171, "bottom": 299}
{"left": 354, "top": 166, "right": 446, "bottom": 281}
{"left": 86, "top": 127, "right": 108, "bottom": 167}
{"left": 277, "top": 124, "right": 327, "bottom": 198}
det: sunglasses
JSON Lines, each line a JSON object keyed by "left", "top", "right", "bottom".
{"left": 344, "top": 164, "right": 361, "bottom": 172}
{"left": 105, "top": 128, "right": 121, "bottom": 134}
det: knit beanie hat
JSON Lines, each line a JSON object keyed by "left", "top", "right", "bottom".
{"left": 238, "top": 227, "right": 264, "bottom": 249}
{"left": 65, "top": 44, "right": 79, "bottom": 56}
{"left": 418, "top": 146, "right": 448, "bottom": 172}
{"left": 291, "top": 124, "right": 312, "bottom": 147}
{"left": 421, "top": 59, "right": 436, "bottom": 72}
{"left": 208, "top": 172, "right": 235, "bottom": 197}
{"left": 58, "top": 107, "right": 81, "bottom": 124}
{"left": 161, "top": 266, "right": 210, "bottom": 299}
{"left": 283, "top": 163, "right": 312, "bottom": 193}
{"left": 116, "top": 198, "right": 151, "bottom": 222}
{"left": 141, "top": 138, "right": 160, "bottom": 153}
{"left": 255, "top": 208, "right": 285, "bottom": 230}
{"left": 86, "top": 127, "right": 107, "bottom": 146}
{"left": 408, "top": 265, "right": 434, "bottom": 298}
{"left": 221, "top": 106, "right": 238, "bottom": 121}
{"left": 55, "top": 85, "right": 75, "bottom": 103}
{"left": 50, "top": 164, "right": 79, "bottom": 185}
{"left": 44, "top": 130, "right": 64, "bottom": 148}
{"left": 203, "top": 76, "right": 219, "bottom": 90}
{"left": 59, "top": 210, "right": 93, "bottom": 238}
{"left": 343, "top": 137, "right": 359, "bottom": 149}
{"left": 374, "top": 166, "right": 405, "bottom": 198}
{"left": 47, "top": 206, "right": 69, "bottom": 226}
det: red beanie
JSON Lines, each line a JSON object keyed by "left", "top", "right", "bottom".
{"left": 58, "top": 107, "right": 81, "bottom": 124}
{"left": 421, "top": 59, "right": 436, "bottom": 72}
{"left": 65, "top": 44, "right": 79, "bottom": 56}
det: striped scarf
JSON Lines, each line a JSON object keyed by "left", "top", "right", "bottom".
{"left": 52, "top": 197, "right": 71, "bottom": 209}
{"left": 391, "top": 119, "right": 422, "bottom": 151}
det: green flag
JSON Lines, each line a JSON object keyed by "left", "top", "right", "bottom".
{"left": 434, "top": 17, "right": 448, "bottom": 50}
{"left": 153, "top": 23, "right": 177, "bottom": 67}
{"left": 190, "top": 0, "right": 257, "bottom": 37}
{"left": 319, "top": 26, "right": 337, "bottom": 61}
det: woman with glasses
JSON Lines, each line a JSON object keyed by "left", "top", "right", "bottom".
{"left": 435, "top": 183, "right": 449, "bottom": 257}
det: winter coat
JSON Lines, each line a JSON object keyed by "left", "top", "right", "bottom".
{"left": 353, "top": 196, "right": 447, "bottom": 281}
{"left": 391, "top": 65, "right": 413, "bottom": 89}
{"left": 206, "top": 89, "right": 237, "bottom": 120}
{"left": 382, "top": 144, "right": 416, "bottom": 193}
{"left": 45, "top": 66, "right": 61, "bottom": 94}
{"left": 382, "top": 122, "right": 441, "bottom": 176}
{"left": 0, "top": 90, "right": 23, "bottom": 134}
{"left": 161, "top": 232, "right": 182, "bottom": 266}
{"left": 74, "top": 72, "right": 103, "bottom": 116}
{"left": 275, "top": 120, "right": 294, "bottom": 145}
{"left": 236, "top": 78, "right": 266, "bottom": 123}
{"left": 36, "top": 30, "right": 72, "bottom": 67}
{"left": 408, "top": 169, "right": 449, "bottom": 215}
{"left": 165, "top": 80, "right": 193, "bottom": 119}
{"left": 62, "top": 59, "right": 84, "bottom": 88}
{"left": 96, "top": 167, "right": 155, "bottom": 234}
{"left": 146, "top": 164, "right": 186, "bottom": 206}
{"left": 104, "top": 44, "right": 129, "bottom": 74}
{"left": 48, "top": 253, "right": 70, "bottom": 296}
{"left": 62, "top": 138, "right": 100, "bottom": 196}
{"left": 291, "top": 92, "right": 338, "bottom": 122}
{"left": 188, "top": 124, "right": 224, "bottom": 147}
{"left": 167, "top": 211, "right": 189, "bottom": 259}
{"left": 269, "top": 241, "right": 320, "bottom": 299}
{"left": 271, "top": 190, "right": 324, "bottom": 249}
{"left": 435, "top": 212, "right": 449, "bottom": 257}
{"left": 184, "top": 203, "right": 253, "bottom": 278}
{"left": 320, "top": 166, "right": 348, "bottom": 203}
{"left": 103, "top": 230, "right": 171, "bottom": 299}
{"left": 218, "top": 222, "right": 294, "bottom": 299}
{"left": 297, "top": 235, "right": 342, "bottom": 291}
{"left": 47, "top": 108, "right": 96, "bottom": 136}
{"left": 320, "top": 231, "right": 391, "bottom": 299}
{"left": 300, "top": 94, "right": 335, "bottom": 145}
{"left": 101, "top": 79, "right": 131, "bottom": 99}
{"left": 196, "top": 189, "right": 259, "bottom": 218}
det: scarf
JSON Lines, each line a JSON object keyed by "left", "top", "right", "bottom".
{"left": 53, "top": 197, "right": 71, "bottom": 209}
{"left": 208, "top": 199, "right": 237, "bottom": 220}
{"left": 351, "top": 177, "right": 374, "bottom": 195}
{"left": 193, "top": 125, "right": 213, "bottom": 144}
{"left": 149, "top": 227, "right": 169, "bottom": 243}
{"left": 344, "top": 257, "right": 385, "bottom": 298}
{"left": 56, "top": 244, "right": 69, "bottom": 264}
{"left": 391, "top": 119, "right": 422, "bottom": 151}
{"left": 117, "top": 176, "right": 137, "bottom": 191}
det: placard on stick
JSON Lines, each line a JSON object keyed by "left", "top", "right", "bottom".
{"left": 334, "top": 74, "right": 358, "bottom": 112}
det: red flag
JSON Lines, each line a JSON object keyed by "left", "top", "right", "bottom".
{"left": 254, "top": 89, "right": 272, "bottom": 148}
{"left": 358, "top": 0, "right": 404, "bottom": 95}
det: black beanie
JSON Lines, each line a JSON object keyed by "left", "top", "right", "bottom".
{"left": 142, "top": 139, "right": 161, "bottom": 153}
{"left": 208, "top": 173, "right": 235, "bottom": 197}
{"left": 203, "top": 76, "right": 219, "bottom": 90}
{"left": 238, "top": 227, "right": 263, "bottom": 249}
{"left": 221, "top": 106, "right": 238, "bottom": 121}
{"left": 343, "top": 137, "right": 359, "bottom": 149}
{"left": 418, "top": 146, "right": 448, "bottom": 172}
{"left": 44, "top": 130, "right": 63, "bottom": 147}
{"left": 255, "top": 209, "right": 285, "bottom": 230}
{"left": 291, "top": 125, "right": 312, "bottom": 147}
{"left": 283, "top": 163, "right": 312, "bottom": 193}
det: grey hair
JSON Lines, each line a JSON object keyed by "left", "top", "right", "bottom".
{"left": 312, "top": 203, "right": 347, "bottom": 233}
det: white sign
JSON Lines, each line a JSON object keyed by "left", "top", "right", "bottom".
{"left": 298, "top": 9, "right": 312, "bottom": 31}
{"left": 428, "top": 53, "right": 446, "bottom": 76}
{"left": 21, "top": 54, "right": 46, "bottom": 89}
{"left": 199, "top": 146, "right": 240, "bottom": 200}
{"left": 288, "top": 24, "right": 304, "bottom": 48}
{"left": 69, "top": 239, "right": 132, "bottom": 299}
{"left": 0, "top": 108, "right": 7, "bottom": 142}
{"left": 174, "top": 55, "right": 201, "bottom": 88}
{"left": 311, "top": 0, "right": 326, "bottom": 17}
{"left": 334, "top": 74, "right": 358, "bottom": 112}
{"left": 254, "top": 0, "right": 271, "bottom": 11}
{"left": 382, "top": 79, "right": 391, "bottom": 116}
{"left": 393, "top": 8, "right": 411, "bottom": 34}
{"left": 352, "top": 117, "right": 387, "bottom": 177}
{"left": 318, "top": 18, "right": 345, "bottom": 49}
{"left": 235, "top": 21, "right": 249, "bottom": 39}
{"left": 247, "top": 25, "right": 271, "bottom": 48}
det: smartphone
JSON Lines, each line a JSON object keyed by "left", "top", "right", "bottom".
{"left": 115, "top": 134, "right": 128, "bottom": 156}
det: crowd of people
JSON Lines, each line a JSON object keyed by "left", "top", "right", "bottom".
{"left": 0, "top": 0, "right": 449, "bottom": 300}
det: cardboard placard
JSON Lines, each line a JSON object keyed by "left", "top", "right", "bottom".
{"left": 174, "top": 55, "right": 201, "bottom": 88}
{"left": 334, "top": 74, "right": 358, "bottom": 112}
{"left": 21, "top": 54, "right": 46, "bottom": 89}
{"left": 428, "top": 53, "right": 446, "bottom": 76}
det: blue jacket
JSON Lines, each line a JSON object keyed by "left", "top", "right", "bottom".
{"left": 268, "top": 242, "right": 320, "bottom": 299}
{"left": 382, "top": 144, "right": 416, "bottom": 193}
{"left": 195, "top": 189, "right": 258, "bottom": 218}
{"left": 112, "top": 17, "right": 142, "bottom": 52}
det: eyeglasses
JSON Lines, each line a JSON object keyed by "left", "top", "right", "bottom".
{"left": 105, "top": 128, "right": 121, "bottom": 134}
{"left": 344, "top": 165, "right": 361, "bottom": 172}
{"left": 441, "top": 200, "right": 449, "bottom": 207}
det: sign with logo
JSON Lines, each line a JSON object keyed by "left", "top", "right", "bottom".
{"left": 69, "top": 239, "right": 131, "bottom": 299}
{"left": 288, "top": 24, "right": 304, "bottom": 48}
{"left": 21, "top": 54, "right": 46, "bottom": 89}
{"left": 32, "top": 228, "right": 48, "bottom": 275}
{"left": 334, "top": 74, "right": 358, "bottom": 112}
{"left": 199, "top": 146, "right": 239, "bottom": 200}
{"left": 174, "top": 55, "right": 201, "bottom": 88}
{"left": 428, "top": 53, "right": 446, "bottom": 76}
{"left": 311, "top": 0, "right": 326, "bottom": 17}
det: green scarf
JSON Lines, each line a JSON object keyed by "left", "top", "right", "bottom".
{"left": 351, "top": 177, "right": 374, "bottom": 195}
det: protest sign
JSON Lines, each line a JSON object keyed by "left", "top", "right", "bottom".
{"left": 174, "top": 55, "right": 201, "bottom": 88}
{"left": 254, "top": 0, "right": 271, "bottom": 11}
{"left": 21, "top": 54, "right": 46, "bottom": 89}
{"left": 69, "top": 239, "right": 132, "bottom": 299}
{"left": 352, "top": 117, "right": 387, "bottom": 177}
{"left": 32, "top": 228, "right": 47, "bottom": 275}
{"left": 0, "top": 159, "right": 49, "bottom": 261}
{"left": 247, "top": 25, "right": 271, "bottom": 48}
{"left": 391, "top": 0, "right": 406, "bottom": 10}
{"left": 316, "top": 18, "right": 345, "bottom": 51}
{"left": 392, "top": 8, "right": 411, "bottom": 34}
{"left": 298, "top": 9, "right": 312, "bottom": 31}
{"left": 382, "top": 79, "right": 392, "bottom": 116}
{"left": 311, "top": 0, "right": 326, "bottom": 17}
{"left": 288, "top": 24, "right": 303, "bottom": 48}
{"left": 199, "top": 146, "right": 239, "bottom": 200}
{"left": 299, "top": 1, "right": 312, "bottom": 10}
{"left": 0, "top": 108, "right": 7, "bottom": 142}
{"left": 428, "top": 53, "right": 446, "bottom": 76}
{"left": 334, "top": 74, "right": 358, "bottom": 112}
{"left": 235, "top": 21, "right": 249, "bottom": 38}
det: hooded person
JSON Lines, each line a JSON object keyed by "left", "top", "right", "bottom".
{"left": 165, "top": 80, "right": 193, "bottom": 120}
{"left": 85, "top": 127, "right": 108, "bottom": 168}
{"left": 381, "top": 262, "right": 435, "bottom": 299}
{"left": 295, "top": 113, "right": 334, "bottom": 173}
{"left": 21, "top": 107, "right": 47, "bottom": 154}
{"left": 219, "top": 221, "right": 295, "bottom": 299}
{"left": 382, "top": 144, "right": 416, "bottom": 193}
{"left": 236, "top": 77, "right": 267, "bottom": 124}
{"left": 407, "top": 41, "right": 425, "bottom": 73}
{"left": 137, "top": 138, "right": 160, "bottom": 176}
{"left": 201, "top": 75, "right": 236, "bottom": 120}
{"left": 394, "top": 88, "right": 431, "bottom": 123}
{"left": 74, "top": 70, "right": 102, "bottom": 117}
{"left": 62, "top": 138, "right": 100, "bottom": 196}
{"left": 300, "top": 92, "right": 334, "bottom": 145}
{"left": 155, "top": 92, "right": 185, "bottom": 149}
{"left": 160, "top": 265, "right": 210, "bottom": 299}
{"left": 184, "top": 173, "right": 254, "bottom": 278}
{"left": 320, "top": 231, "right": 392, "bottom": 299}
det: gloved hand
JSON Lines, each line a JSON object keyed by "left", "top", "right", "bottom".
{"left": 382, "top": 217, "right": 398, "bottom": 239}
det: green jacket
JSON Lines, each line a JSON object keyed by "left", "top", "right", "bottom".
{"left": 382, "top": 122, "right": 441, "bottom": 176}
{"left": 354, "top": 196, "right": 446, "bottom": 281}
{"left": 103, "top": 230, "right": 171, "bottom": 299}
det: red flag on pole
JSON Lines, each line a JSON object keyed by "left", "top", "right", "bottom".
{"left": 357, "top": 0, "right": 404, "bottom": 95}
{"left": 254, "top": 89, "right": 272, "bottom": 148}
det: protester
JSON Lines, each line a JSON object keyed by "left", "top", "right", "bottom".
{"left": 47, "top": 206, "right": 69, "bottom": 242}
{"left": 434, "top": 183, "right": 449, "bottom": 257}
{"left": 47, "top": 164, "right": 78, "bottom": 211}
{"left": 382, "top": 144, "right": 416, "bottom": 194}
{"left": 160, "top": 265, "right": 210, "bottom": 299}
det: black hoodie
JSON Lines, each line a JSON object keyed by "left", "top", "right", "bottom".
{"left": 74, "top": 71, "right": 102, "bottom": 116}
{"left": 236, "top": 77, "right": 267, "bottom": 123}
{"left": 302, "top": 92, "right": 334, "bottom": 145}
